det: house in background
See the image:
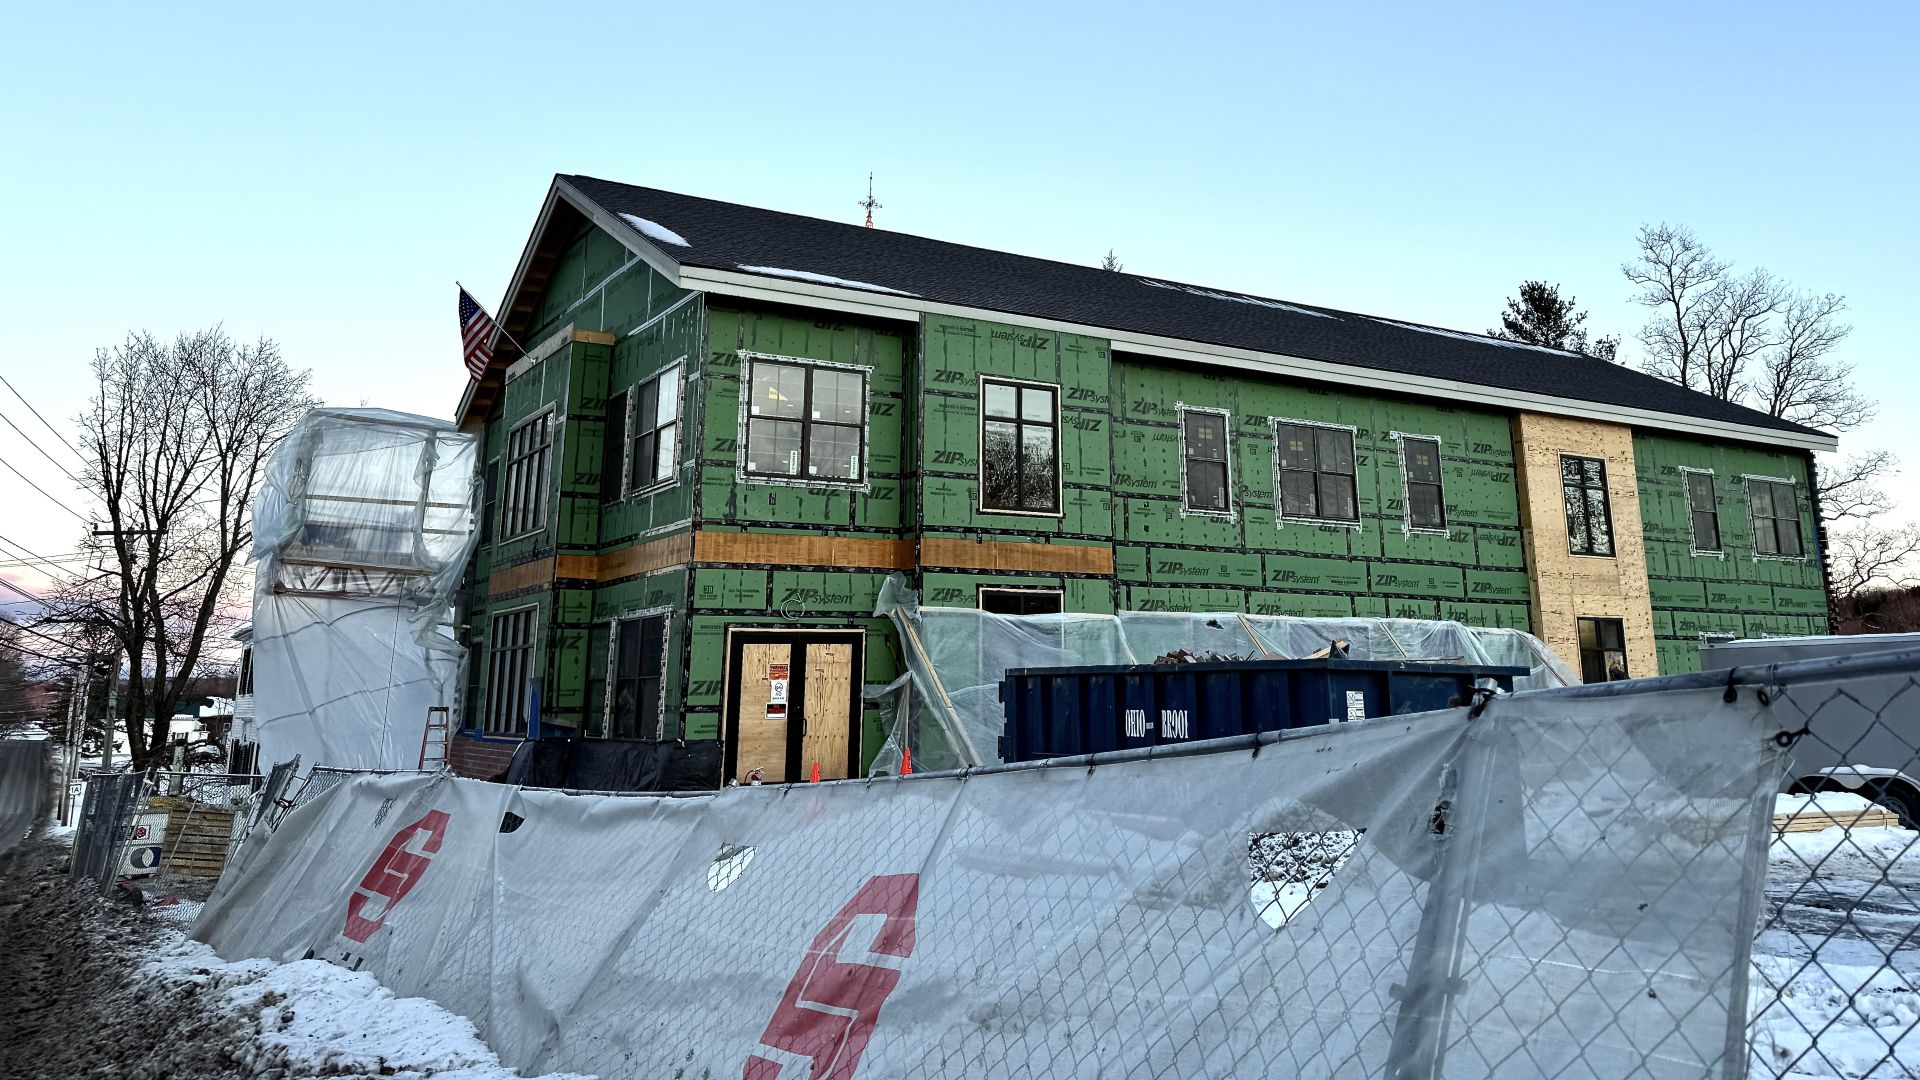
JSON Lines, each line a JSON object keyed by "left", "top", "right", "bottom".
{"left": 449, "top": 174, "right": 1835, "bottom": 783}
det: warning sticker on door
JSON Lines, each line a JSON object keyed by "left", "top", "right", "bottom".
{"left": 1344, "top": 690, "right": 1366, "bottom": 722}
{"left": 768, "top": 663, "right": 790, "bottom": 681}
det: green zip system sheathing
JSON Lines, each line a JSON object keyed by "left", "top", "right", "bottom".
{"left": 1632, "top": 432, "right": 1826, "bottom": 673}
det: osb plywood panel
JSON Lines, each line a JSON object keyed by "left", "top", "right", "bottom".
{"left": 488, "top": 556, "right": 555, "bottom": 596}
{"left": 693, "top": 531, "right": 915, "bottom": 570}
{"left": 734, "top": 642, "right": 790, "bottom": 783}
{"left": 594, "top": 533, "right": 695, "bottom": 580}
{"left": 920, "top": 538, "right": 1116, "bottom": 575}
{"left": 1511, "top": 412, "right": 1659, "bottom": 680}
{"left": 801, "top": 643, "right": 854, "bottom": 780}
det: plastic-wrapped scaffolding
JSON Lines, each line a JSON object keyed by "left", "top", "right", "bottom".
{"left": 247, "top": 408, "right": 479, "bottom": 773}
{"left": 868, "top": 575, "right": 1576, "bottom": 774}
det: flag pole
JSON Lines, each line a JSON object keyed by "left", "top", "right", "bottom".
{"left": 455, "top": 280, "right": 530, "bottom": 357}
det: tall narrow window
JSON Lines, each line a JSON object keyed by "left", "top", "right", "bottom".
{"left": 480, "top": 459, "right": 499, "bottom": 544}
{"left": 743, "top": 357, "right": 867, "bottom": 484}
{"left": 602, "top": 390, "right": 629, "bottom": 502}
{"left": 1400, "top": 435, "right": 1446, "bottom": 531}
{"left": 485, "top": 606, "right": 537, "bottom": 735}
{"left": 607, "top": 613, "right": 667, "bottom": 739}
{"left": 1682, "top": 469, "right": 1721, "bottom": 553}
{"left": 630, "top": 365, "right": 682, "bottom": 492}
{"left": 981, "top": 378, "right": 1059, "bottom": 513}
{"left": 1747, "top": 478, "right": 1804, "bottom": 557}
{"left": 502, "top": 412, "right": 552, "bottom": 538}
{"left": 1181, "top": 408, "right": 1231, "bottom": 514}
{"left": 1274, "top": 420, "right": 1358, "bottom": 523}
{"left": 1561, "top": 455, "right": 1614, "bottom": 556}
{"left": 1577, "top": 617, "right": 1628, "bottom": 683}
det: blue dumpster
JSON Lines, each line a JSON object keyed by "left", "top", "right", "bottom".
{"left": 997, "top": 658, "right": 1529, "bottom": 762}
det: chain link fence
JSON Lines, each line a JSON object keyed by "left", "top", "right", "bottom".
{"left": 68, "top": 769, "right": 144, "bottom": 895}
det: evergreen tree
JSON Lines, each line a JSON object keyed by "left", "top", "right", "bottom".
{"left": 1490, "top": 280, "right": 1618, "bottom": 360}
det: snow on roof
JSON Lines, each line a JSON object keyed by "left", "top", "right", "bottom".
{"left": 619, "top": 213, "right": 690, "bottom": 248}
{"left": 1140, "top": 278, "right": 1337, "bottom": 319}
{"left": 737, "top": 264, "right": 920, "bottom": 297}
{"left": 1367, "top": 317, "right": 1576, "bottom": 355}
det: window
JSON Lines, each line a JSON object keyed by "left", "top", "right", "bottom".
{"left": 1560, "top": 455, "right": 1614, "bottom": 557}
{"left": 236, "top": 646, "right": 253, "bottom": 697}
{"left": 1180, "top": 408, "right": 1231, "bottom": 514}
{"left": 480, "top": 459, "right": 498, "bottom": 544}
{"left": 981, "top": 379, "right": 1059, "bottom": 513}
{"left": 743, "top": 357, "right": 866, "bottom": 484}
{"left": 978, "top": 587, "right": 1064, "bottom": 615}
{"left": 1577, "top": 617, "right": 1629, "bottom": 683}
{"left": 601, "top": 391, "right": 629, "bottom": 501}
{"left": 1399, "top": 435, "right": 1446, "bottom": 531}
{"left": 1747, "top": 478, "right": 1804, "bottom": 557}
{"left": 630, "top": 365, "right": 682, "bottom": 492}
{"left": 1701, "top": 631, "right": 1737, "bottom": 647}
{"left": 502, "top": 412, "right": 552, "bottom": 538}
{"left": 1682, "top": 469, "right": 1721, "bottom": 553}
{"left": 485, "top": 607, "right": 537, "bottom": 734}
{"left": 606, "top": 613, "right": 667, "bottom": 739}
{"left": 1273, "top": 420, "right": 1358, "bottom": 523}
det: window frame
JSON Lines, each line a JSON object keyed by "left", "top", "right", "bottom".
{"left": 1743, "top": 474, "right": 1806, "bottom": 560}
{"left": 483, "top": 604, "right": 539, "bottom": 736}
{"left": 593, "top": 606, "right": 673, "bottom": 741}
{"left": 602, "top": 390, "right": 630, "bottom": 503}
{"left": 1270, "top": 417, "right": 1362, "bottom": 528}
{"left": 628, "top": 360, "right": 685, "bottom": 496}
{"left": 1678, "top": 466, "right": 1723, "bottom": 557}
{"left": 1177, "top": 404, "right": 1235, "bottom": 519}
{"left": 500, "top": 408, "right": 555, "bottom": 542}
{"left": 1559, "top": 453, "right": 1616, "bottom": 558}
{"left": 735, "top": 351, "right": 872, "bottom": 491}
{"left": 1393, "top": 431, "right": 1448, "bottom": 535}
{"left": 976, "top": 585, "right": 1066, "bottom": 615}
{"left": 1576, "top": 616, "right": 1629, "bottom": 684}
{"left": 977, "top": 375, "right": 1065, "bottom": 517}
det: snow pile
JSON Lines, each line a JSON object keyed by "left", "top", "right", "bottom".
{"left": 1773, "top": 826, "right": 1920, "bottom": 871}
{"left": 1779, "top": 792, "right": 1882, "bottom": 818}
{"left": 145, "top": 936, "right": 594, "bottom": 1079}
{"left": 1250, "top": 829, "right": 1361, "bottom": 930}
{"left": 1138, "top": 277, "right": 1337, "bottom": 318}
{"left": 736, "top": 264, "right": 920, "bottom": 296}
{"left": 1368, "top": 316, "right": 1579, "bottom": 354}
{"left": 618, "top": 213, "right": 689, "bottom": 248}
{"left": 1751, "top": 953, "right": 1920, "bottom": 1078}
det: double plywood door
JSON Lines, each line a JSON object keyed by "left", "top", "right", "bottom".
{"left": 726, "top": 631, "right": 862, "bottom": 784}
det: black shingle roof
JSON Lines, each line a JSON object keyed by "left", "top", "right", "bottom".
{"left": 561, "top": 175, "right": 1829, "bottom": 442}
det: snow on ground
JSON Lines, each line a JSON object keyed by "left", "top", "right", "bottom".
{"left": 1250, "top": 829, "right": 1361, "bottom": 929}
{"left": 1780, "top": 792, "right": 1883, "bottom": 818}
{"left": 617, "top": 213, "right": 689, "bottom": 248}
{"left": 735, "top": 264, "right": 920, "bottom": 296}
{"left": 145, "top": 937, "right": 594, "bottom": 1079}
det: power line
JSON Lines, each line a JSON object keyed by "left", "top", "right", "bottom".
{"left": 0, "top": 639, "right": 81, "bottom": 670}
{"left": 0, "top": 408, "right": 80, "bottom": 484}
{"left": 0, "top": 373, "right": 83, "bottom": 462}
{"left": 0, "top": 453, "right": 87, "bottom": 522}
{"left": 0, "top": 533, "right": 87, "bottom": 582}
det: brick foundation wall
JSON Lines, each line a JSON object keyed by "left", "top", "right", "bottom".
{"left": 449, "top": 733, "right": 520, "bottom": 780}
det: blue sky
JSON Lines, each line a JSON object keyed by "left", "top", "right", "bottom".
{"left": 1, "top": 1, "right": 1915, "bottom": 600}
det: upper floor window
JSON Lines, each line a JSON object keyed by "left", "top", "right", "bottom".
{"left": 981, "top": 378, "right": 1059, "bottom": 513}
{"left": 1561, "top": 454, "right": 1614, "bottom": 557}
{"left": 1274, "top": 420, "right": 1358, "bottom": 523}
{"left": 1682, "top": 468, "right": 1721, "bottom": 553}
{"left": 1747, "top": 478, "right": 1804, "bottom": 557}
{"left": 480, "top": 459, "right": 499, "bottom": 543}
{"left": 602, "top": 391, "right": 629, "bottom": 502}
{"left": 1399, "top": 435, "right": 1446, "bottom": 531}
{"left": 502, "top": 411, "right": 552, "bottom": 539}
{"left": 630, "top": 364, "right": 682, "bottom": 492}
{"left": 743, "top": 356, "right": 867, "bottom": 484}
{"left": 1180, "top": 407, "right": 1231, "bottom": 515}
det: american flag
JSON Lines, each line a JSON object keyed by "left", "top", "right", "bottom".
{"left": 458, "top": 286, "right": 499, "bottom": 380}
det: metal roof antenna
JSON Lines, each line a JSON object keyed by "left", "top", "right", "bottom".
{"left": 859, "top": 173, "right": 882, "bottom": 228}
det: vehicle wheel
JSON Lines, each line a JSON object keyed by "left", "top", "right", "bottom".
{"left": 1871, "top": 782, "right": 1920, "bottom": 830}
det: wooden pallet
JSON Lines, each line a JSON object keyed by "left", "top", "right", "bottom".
{"left": 148, "top": 798, "right": 238, "bottom": 878}
{"left": 1772, "top": 807, "right": 1901, "bottom": 834}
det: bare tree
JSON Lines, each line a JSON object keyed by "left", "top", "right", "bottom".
{"left": 1817, "top": 449, "right": 1898, "bottom": 525}
{"left": 43, "top": 328, "right": 313, "bottom": 768}
{"left": 1623, "top": 224, "right": 1870, "bottom": 431}
{"left": 1829, "top": 522, "right": 1920, "bottom": 623}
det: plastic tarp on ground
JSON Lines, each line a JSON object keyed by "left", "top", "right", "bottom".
{"left": 194, "top": 671, "right": 1791, "bottom": 1079}
{"left": 0, "top": 739, "right": 47, "bottom": 854}
{"left": 248, "top": 408, "right": 477, "bottom": 772}
{"left": 872, "top": 576, "right": 1579, "bottom": 773}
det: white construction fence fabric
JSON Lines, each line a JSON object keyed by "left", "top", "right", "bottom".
{"left": 0, "top": 739, "right": 48, "bottom": 854}
{"left": 872, "top": 575, "right": 1577, "bottom": 773}
{"left": 248, "top": 408, "right": 477, "bottom": 772}
{"left": 196, "top": 675, "right": 1792, "bottom": 1079}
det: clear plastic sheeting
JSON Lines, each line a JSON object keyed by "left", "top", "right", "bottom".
{"left": 0, "top": 739, "right": 48, "bottom": 854}
{"left": 248, "top": 409, "right": 478, "bottom": 773}
{"left": 871, "top": 575, "right": 1577, "bottom": 774}
{"left": 193, "top": 673, "right": 1791, "bottom": 1079}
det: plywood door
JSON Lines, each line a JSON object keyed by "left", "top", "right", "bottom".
{"left": 800, "top": 643, "right": 854, "bottom": 780}
{"left": 734, "top": 642, "right": 791, "bottom": 783}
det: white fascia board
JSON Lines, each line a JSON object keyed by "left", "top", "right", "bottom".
{"left": 679, "top": 266, "right": 1837, "bottom": 454}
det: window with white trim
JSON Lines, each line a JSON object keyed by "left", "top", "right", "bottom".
{"left": 1180, "top": 408, "right": 1231, "bottom": 514}
{"left": 485, "top": 606, "right": 537, "bottom": 735}
{"left": 1561, "top": 455, "right": 1615, "bottom": 557}
{"left": 1747, "top": 478, "right": 1804, "bottom": 557}
{"left": 502, "top": 412, "right": 552, "bottom": 538}
{"left": 981, "top": 378, "right": 1059, "bottom": 513}
{"left": 1274, "top": 420, "right": 1358, "bottom": 523}
{"left": 606, "top": 612, "right": 668, "bottom": 739}
{"left": 743, "top": 357, "right": 866, "bottom": 483}
{"left": 630, "top": 365, "right": 682, "bottom": 492}
{"left": 1399, "top": 435, "right": 1445, "bottom": 531}
{"left": 1682, "top": 469, "right": 1721, "bottom": 553}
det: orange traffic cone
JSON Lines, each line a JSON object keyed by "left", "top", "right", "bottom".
{"left": 810, "top": 761, "right": 821, "bottom": 783}
{"left": 901, "top": 747, "right": 912, "bottom": 776}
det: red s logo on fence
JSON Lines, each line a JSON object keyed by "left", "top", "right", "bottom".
{"left": 743, "top": 873, "right": 920, "bottom": 1080}
{"left": 342, "top": 810, "right": 450, "bottom": 943}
